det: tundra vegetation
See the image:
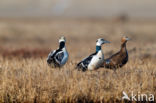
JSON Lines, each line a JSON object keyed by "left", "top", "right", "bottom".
{"left": 0, "top": 18, "right": 155, "bottom": 103}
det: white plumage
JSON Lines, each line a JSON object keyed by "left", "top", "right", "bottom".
{"left": 47, "top": 36, "right": 68, "bottom": 68}
{"left": 76, "top": 38, "right": 110, "bottom": 71}
{"left": 88, "top": 50, "right": 104, "bottom": 70}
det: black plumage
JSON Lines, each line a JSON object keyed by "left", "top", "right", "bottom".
{"left": 47, "top": 37, "right": 68, "bottom": 68}
{"left": 76, "top": 52, "right": 97, "bottom": 71}
{"left": 47, "top": 49, "right": 64, "bottom": 68}
{"left": 76, "top": 38, "right": 110, "bottom": 71}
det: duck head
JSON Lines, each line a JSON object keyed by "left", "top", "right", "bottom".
{"left": 121, "top": 36, "right": 130, "bottom": 50}
{"left": 96, "top": 38, "right": 110, "bottom": 46}
{"left": 59, "top": 36, "right": 66, "bottom": 49}
{"left": 96, "top": 38, "right": 110, "bottom": 52}
{"left": 121, "top": 36, "right": 130, "bottom": 44}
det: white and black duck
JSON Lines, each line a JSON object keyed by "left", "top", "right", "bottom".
{"left": 76, "top": 38, "right": 110, "bottom": 71}
{"left": 47, "top": 36, "right": 68, "bottom": 68}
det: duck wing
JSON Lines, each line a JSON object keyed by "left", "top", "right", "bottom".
{"left": 47, "top": 50, "right": 56, "bottom": 58}
{"left": 47, "top": 49, "right": 63, "bottom": 67}
{"left": 47, "top": 50, "right": 56, "bottom": 62}
{"left": 54, "top": 50, "right": 64, "bottom": 65}
{"left": 104, "top": 50, "right": 128, "bottom": 69}
{"left": 76, "top": 52, "right": 97, "bottom": 71}
{"left": 103, "top": 52, "right": 121, "bottom": 69}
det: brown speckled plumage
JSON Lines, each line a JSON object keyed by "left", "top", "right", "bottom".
{"left": 102, "top": 36, "right": 130, "bottom": 70}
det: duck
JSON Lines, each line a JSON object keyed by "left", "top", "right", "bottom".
{"left": 47, "top": 36, "right": 68, "bottom": 68}
{"left": 102, "top": 36, "right": 130, "bottom": 70}
{"left": 76, "top": 38, "right": 110, "bottom": 71}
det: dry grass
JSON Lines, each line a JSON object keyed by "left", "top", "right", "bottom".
{"left": 0, "top": 18, "right": 156, "bottom": 103}
{"left": 0, "top": 57, "right": 155, "bottom": 103}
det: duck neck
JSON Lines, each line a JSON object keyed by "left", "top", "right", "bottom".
{"left": 121, "top": 42, "right": 127, "bottom": 52}
{"left": 59, "top": 42, "right": 65, "bottom": 49}
{"left": 96, "top": 45, "right": 101, "bottom": 52}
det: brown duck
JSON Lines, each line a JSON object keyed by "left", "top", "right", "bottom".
{"left": 102, "top": 36, "right": 130, "bottom": 70}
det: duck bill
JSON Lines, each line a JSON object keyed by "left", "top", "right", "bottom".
{"left": 103, "top": 40, "right": 110, "bottom": 44}
{"left": 126, "top": 38, "right": 130, "bottom": 41}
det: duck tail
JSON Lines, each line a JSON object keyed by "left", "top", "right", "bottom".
{"left": 75, "top": 62, "right": 81, "bottom": 69}
{"left": 75, "top": 62, "right": 87, "bottom": 72}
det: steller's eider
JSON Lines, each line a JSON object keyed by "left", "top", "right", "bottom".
{"left": 47, "top": 36, "right": 69, "bottom": 68}
{"left": 76, "top": 38, "right": 110, "bottom": 71}
{"left": 102, "top": 36, "right": 130, "bottom": 70}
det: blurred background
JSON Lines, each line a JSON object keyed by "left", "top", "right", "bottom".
{"left": 0, "top": 0, "right": 156, "bottom": 18}
{"left": 0, "top": 0, "right": 156, "bottom": 59}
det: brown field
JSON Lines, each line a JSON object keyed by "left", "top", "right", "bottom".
{"left": 0, "top": 18, "right": 156, "bottom": 103}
